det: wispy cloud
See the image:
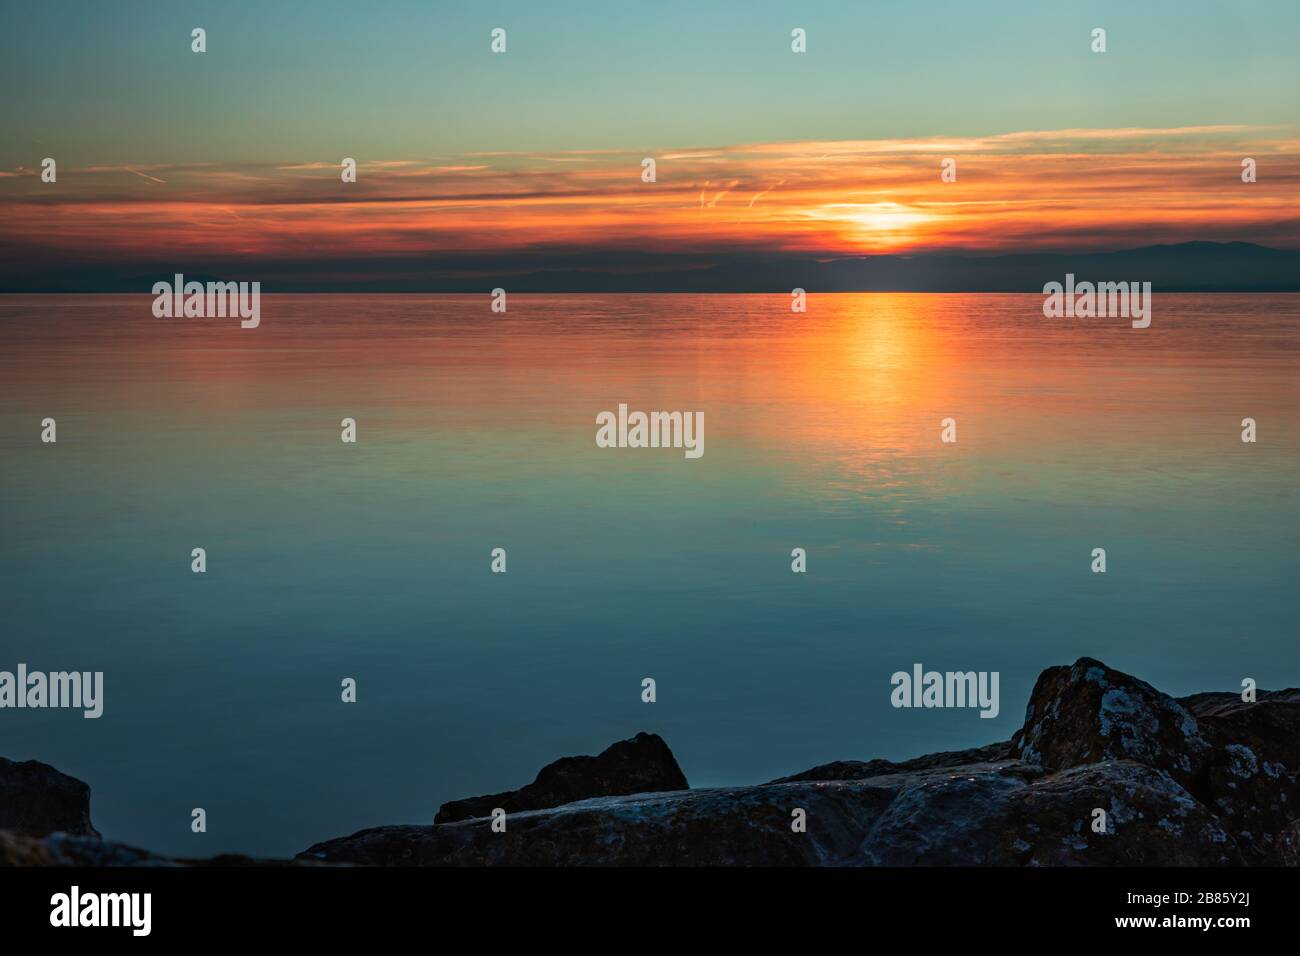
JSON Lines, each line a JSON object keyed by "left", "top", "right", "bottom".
{"left": 1, "top": 126, "right": 1296, "bottom": 273}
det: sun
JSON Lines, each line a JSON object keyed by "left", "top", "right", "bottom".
{"left": 807, "top": 201, "right": 935, "bottom": 252}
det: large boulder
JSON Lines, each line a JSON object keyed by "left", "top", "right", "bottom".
{"left": 855, "top": 760, "right": 1241, "bottom": 866}
{"left": 1177, "top": 688, "right": 1300, "bottom": 862}
{"left": 434, "top": 732, "right": 688, "bottom": 824}
{"left": 1010, "top": 658, "right": 1212, "bottom": 782}
{"left": 1008, "top": 661, "right": 1300, "bottom": 864}
{"left": 981, "top": 761, "right": 1241, "bottom": 866}
{"left": 0, "top": 758, "right": 98, "bottom": 838}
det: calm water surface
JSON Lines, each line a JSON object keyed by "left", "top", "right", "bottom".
{"left": 1, "top": 293, "right": 1297, "bottom": 856}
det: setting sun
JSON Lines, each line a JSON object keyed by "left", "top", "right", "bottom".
{"left": 808, "top": 201, "right": 937, "bottom": 251}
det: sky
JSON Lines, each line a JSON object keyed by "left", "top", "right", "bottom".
{"left": 1, "top": 0, "right": 1297, "bottom": 287}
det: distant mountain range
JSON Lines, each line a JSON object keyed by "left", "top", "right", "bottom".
{"left": 488, "top": 242, "right": 1300, "bottom": 294}
{"left": 4, "top": 241, "right": 1298, "bottom": 293}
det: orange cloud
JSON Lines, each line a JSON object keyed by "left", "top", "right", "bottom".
{"left": 1, "top": 126, "right": 1296, "bottom": 267}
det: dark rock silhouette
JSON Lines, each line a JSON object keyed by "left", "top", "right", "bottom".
{"left": 1012, "top": 658, "right": 1213, "bottom": 780}
{"left": 0, "top": 758, "right": 98, "bottom": 838}
{"left": 770, "top": 741, "right": 1014, "bottom": 784}
{"left": 435, "top": 732, "right": 688, "bottom": 824}
{"left": 302, "top": 658, "right": 1298, "bottom": 866}
{"left": 298, "top": 758, "right": 1246, "bottom": 867}
{"left": 1011, "top": 659, "right": 1300, "bottom": 863}
{"left": 0, "top": 831, "right": 167, "bottom": 866}
{"left": 0, "top": 830, "right": 336, "bottom": 867}
{"left": 4, "top": 658, "right": 1298, "bottom": 866}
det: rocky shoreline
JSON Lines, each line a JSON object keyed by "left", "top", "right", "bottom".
{"left": 4, "top": 657, "right": 1298, "bottom": 866}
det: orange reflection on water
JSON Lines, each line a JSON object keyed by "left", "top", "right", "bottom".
{"left": 2, "top": 294, "right": 1297, "bottom": 499}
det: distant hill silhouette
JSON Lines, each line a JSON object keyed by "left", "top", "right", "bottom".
{"left": 677, "top": 242, "right": 1300, "bottom": 293}
{"left": 3, "top": 241, "right": 1297, "bottom": 293}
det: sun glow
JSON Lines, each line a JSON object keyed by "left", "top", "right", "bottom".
{"left": 2, "top": 126, "right": 1296, "bottom": 274}
{"left": 807, "top": 202, "right": 936, "bottom": 251}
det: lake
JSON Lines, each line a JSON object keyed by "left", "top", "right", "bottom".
{"left": 1, "top": 293, "right": 1297, "bottom": 857}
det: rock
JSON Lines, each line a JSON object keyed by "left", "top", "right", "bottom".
{"left": 434, "top": 732, "right": 688, "bottom": 824}
{"left": 1177, "top": 688, "right": 1300, "bottom": 863}
{"left": 0, "top": 758, "right": 98, "bottom": 838}
{"left": 1279, "top": 820, "right": 1300, "bottom": 865}
{"left": 301, "top": 659, "right": 1296, "bottom": 866}
{"left": 1179, "top": 688, "right": 1300, "bottom": 771}
{"left": 0, "top": 830, "right": 172, "bottom": 867}
{"left": 0, "top": 760, "right": 331, "bottom": 867}
{"left": 1006, "top": 662, "right": 1300, "bottom": 864}
{"left": 0, "top": 830, "right": 57, "bottom": 866}
{"left": 850, "top": 760, "right": 1241, "bottom": 866}
{"left": 771, "top": 741, "right": 1014, "bottom": 784}
{"left": 307, "top": 770, "right": 946, "bottom": 866}
{"left": 969, "top": 761, "right": 1240, "bottom": 866}
{"left": 1010, "top": 658, "right": 1211, "bottom": 783}
{"left": 7, "top": 658, "right": 1298, "bottom": 867}
{"left": 302, "top": 759, "right": 1242, "bottom": 867}
{"left": 1179, "top": 688, "right": 1300, "bottom": 718}
{"left": 0, "top": 830, "right": 327, "bottom": 867}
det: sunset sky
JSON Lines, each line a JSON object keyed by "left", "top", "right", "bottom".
{"left": 1, "top": 1, "right": 1297, "bottom": 287}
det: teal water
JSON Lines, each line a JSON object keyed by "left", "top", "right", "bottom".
{"left": 1, "top": 293, "right": 1297, "bottom": 857}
